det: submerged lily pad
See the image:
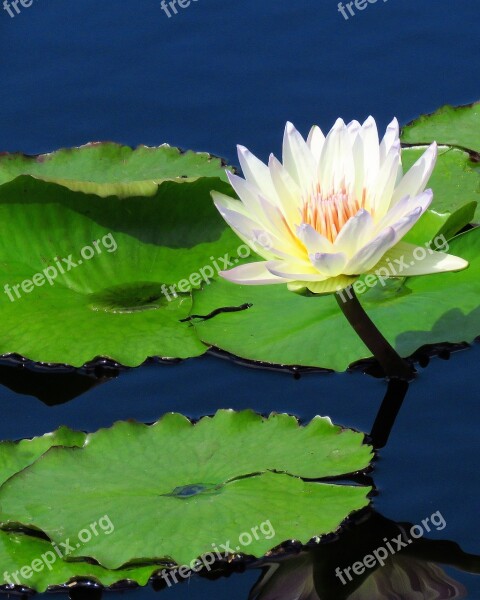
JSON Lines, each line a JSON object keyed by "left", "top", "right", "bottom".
{"left": 0, "top": 146, "right": 242, "bottom": 366}
{"left": 192, "top": 228, "right": 480, "bottom": 371}
{"left": 402, "top": 102, "right": 480, "bottom": 153}
{"left": 0, "top": 410, "right": 373, "bottom": 569}
{"left": 0, "top": 530, "right": 159, "bottom": 593}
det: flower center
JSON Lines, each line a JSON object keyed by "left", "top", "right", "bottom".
{"left": 301, "top": 183, "right": 367, "bottom": 243}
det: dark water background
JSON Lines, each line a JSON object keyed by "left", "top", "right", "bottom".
{"left": 0, "top": 0, "right": 479, "bottom": 598}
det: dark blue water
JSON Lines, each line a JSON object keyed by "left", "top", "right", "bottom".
{"left": 0, "top": 1, "right": 479, "bottom": 598}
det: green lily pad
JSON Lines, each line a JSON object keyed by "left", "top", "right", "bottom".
{"left": 192, "top": 227, "right": 480, "bottom": 371}
{"left": 0, "top": 143, "right": 231, "bottom": 197}
{"left": 0, "top": 426, "right": 85, "bottom": 486}
{"left": 0, "top": 428, "right": 163, "bottom": 593}
{"left": 0, "top": 530, "right": 159, "bottom": 593}
{"left": 0, "top": 410, "right": 373, "bottom": 569}
{"left": 404, "top": 204, "right": 477, "bottom": 247}
{"left": 0, "top": 137, "right": 477, "bottom": 369}
{"left": 401, "top": 146, "right": 480, "bottom": 221}
{"left": 401, "top": 102, "right": 480, "bottom": 153}
{"left": 0, "top": 145, "right": 242, "bottom": 366}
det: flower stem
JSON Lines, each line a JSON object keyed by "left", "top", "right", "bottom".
{"left": 334, "top": 287, "right": 415, "bottom": 380}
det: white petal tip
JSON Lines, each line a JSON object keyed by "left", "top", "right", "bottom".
{"left": 447, "top": 256, "right": 469, "bottom": 271}
{"left": 332, "top": 117, "right": 346, "bottom": 130}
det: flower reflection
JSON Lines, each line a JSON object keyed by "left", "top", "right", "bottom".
{"left": 348, "top": 555, "right": 466, "bottom": 599}
{"left": 250, "top": 551, "right": 466, "bottom": 600}
{"left": 249, "top": 511, "right": 474, "bottom": 600}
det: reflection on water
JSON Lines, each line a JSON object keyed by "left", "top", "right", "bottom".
{"left": 249, "top": 511, "right": 479, "bottom": 600}
{"left": 347, "top": 557, "right": 465, "bottom": 599}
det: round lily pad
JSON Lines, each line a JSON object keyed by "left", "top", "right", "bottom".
{"left": 0, "top": 134, "right": 477, "bottom": 369}
{"left": 401, "top": 102, "right": 480, "bottom": 153}
{"left": 0, "top": 144, "right": 241, "bottom": 366}
{"left": 0, "top": 410, "right": 373, "bottom": 569}
{"left": 0, "top": 142, "right": 231, "bottom": 197}
{"left": 192, "top": 227, "right": 480, "bottom": 371}
{"left": 401, "top": 146, "right": 479, "bottom": 221}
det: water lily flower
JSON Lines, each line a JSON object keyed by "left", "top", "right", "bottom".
{"left": 212, "top": 117, "right": 468, "bottom": 294}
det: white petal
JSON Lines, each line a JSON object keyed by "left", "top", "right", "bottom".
{"left": 319, "top": 118, "right": 355, "bottom": 194}
{"left": 212, "top": 191, "right": 249, "bottom": 218}
{"left": 296, "top": 223, "right": 334, "bottom": 254}
{"left": 237, "top": 145, "right": 277, "bottom": 199}
{"left": 391, "top": 142, "right": 437, "bottom": 206}
{"left": 220, "top": 261, "right": 286, "bottom": 285}
{"left": 389, "top": 207, "right": 424, "bottom": 241}
{"left": 379, "top": 117, "right": 400, "bottom": 164}
{"left": 310, "top": 251, "right": 347, "bottom": 276}
{"left": 307, "top": 125, "right": 325, "bottom": 162}
{"left": 372, "top": 140, "right": 402, "bottom": 217}
{"left": 352, "top": 131, "right": 365, "bottom": 203}
{"left": 359, "top": 116, "right": 380, "bottom": 198}
{"left": 374, "top": 190, "right": 433, "bottom": 233}
{"left": 266, "top": 259, "right": 328, "bottom": 281}
{"left": 347, "top": 120, "right": 361, "bottom": 140}
{"left": 212, "top": 192, "right": 276, "bottom": 260}
{"left": 226, "top": 171, "right": 267, "bottom": 223}
{"left": 257, "top": 195, "right": 306, "bottom": 259}
{"left": 371, "top": 241, "right": 469, "bottom": 276}
{"left": 344, "top": 227, "right": 396, "bottom": 274}
{"left": 250, "top": 229, "right": 291, "bottom": 259}
{"left": 268, "top": 154, "right": 303, "bottom": 226}
{"left": 333, "top": 209, "right": 374, "bottom": 254}
{"left": 282, "top": 122, "right": 317, "bottom": 190}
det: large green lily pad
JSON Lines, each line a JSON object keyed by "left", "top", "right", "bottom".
{"left": 0, "top": 125, "right": 477, "bottom": 370}
{"left": 0, "top": 144, "right": 244, "bottom": 366}
{"left": 404, "top": 203, "right": 477, "bottom": 246}
{"left": 401, "top": 146, "right": 479, "bottom": 221}
{"left": 0, "top": 410, "right": 373, "bottom": 569}
{"left": 0, "top": 142, "right": 231, "bottom": 197}
{"left": 401, "top": 102, "right": 480, "bottom": 153}
{"left": 192, "top": 228, "right": 480, "bottom": 371}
